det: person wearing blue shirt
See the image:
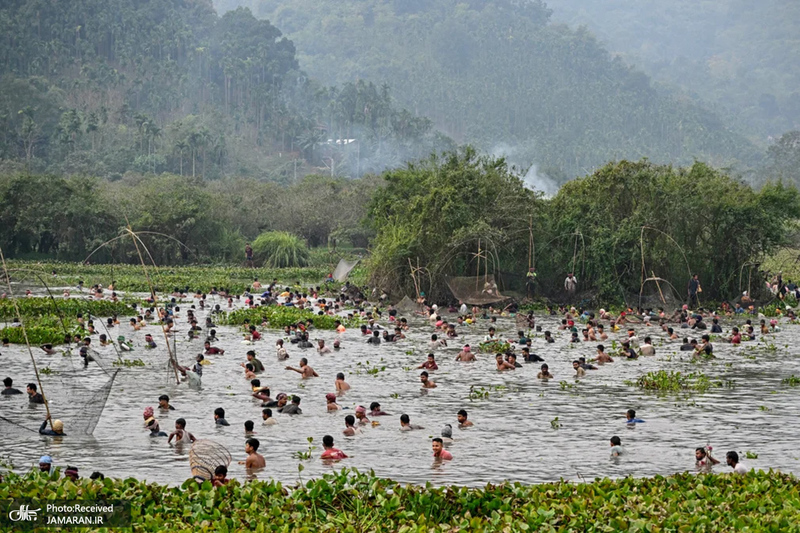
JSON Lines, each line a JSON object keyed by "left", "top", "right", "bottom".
{"left": 626, "top": 409, "right": 645, "bottom": 424}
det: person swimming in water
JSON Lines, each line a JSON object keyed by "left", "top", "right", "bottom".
{"left": 399, "top": 414, "right": 423, "bottom": 431}
{"left": 167, "top": 418, "right": 195, "bottom": 444}
{"left": 370, "top": 402, "right": 390, "bottom": 416}
{"left": 420, "top": 371, "right": 437, "bottom": 388}
{"left": 326, "top": 393, "right": 341, "bottom": 411}
{"left": 609, "top": 436, "right": 624, "bottom": 456}
{"left": 455, "top": 345, "right": 477, "bottom": 362}
{"left": 39, "top": 415, "right": 65, "bottom": 436}
{"left": 432, "top": 438, "right": 453, "bottom": 460}
{"left": 320, "top": 435, "right": 348, "bottom": 460}
{"left": 625, "top": 409, "right": 645, "bottom": 424}
{"left": 496, "top": 353, "right": 515, "bottom": 371}
{"left": 537, "top": 364, "right": 553, "bottom": 379}
{"left": 343, "top": 414, "right": 362, "bottom": 436}
{"left": 695, "top": 446, "right": 719, "bottom": 473}
{"left": 286, "top": 358, "right": 319, "bottom": 378}
{"left": 238, "top": 438, "right": 266, "bottom": 469}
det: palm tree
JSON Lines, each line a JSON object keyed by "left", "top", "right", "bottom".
{"left": 175, "top": 139, "right": 188, "bottom": 176}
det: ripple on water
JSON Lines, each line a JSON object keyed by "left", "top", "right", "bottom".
{"left": 1, "top": 297, "right": 799, "bottom": 486}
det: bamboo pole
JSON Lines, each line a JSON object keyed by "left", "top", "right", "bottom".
{"left": 125, "top": 225, "right": 180, "bottom": 385}
{"left": 652, "top": 270, "right": 666, "bottom": 305}
{"left": 0, "top": 247, "right": 53, "bottom": 427}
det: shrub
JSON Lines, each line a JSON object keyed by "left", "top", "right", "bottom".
{"left": 251, "top": 231, "right": 310, "bottom": 268}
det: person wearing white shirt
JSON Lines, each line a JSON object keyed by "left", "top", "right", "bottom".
{"left": 726, "top": 451, "right": 749, "bottom": 475}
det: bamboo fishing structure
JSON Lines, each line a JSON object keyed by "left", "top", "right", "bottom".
{"left": 0, "top": 247, "right": 53, "bottom": 428}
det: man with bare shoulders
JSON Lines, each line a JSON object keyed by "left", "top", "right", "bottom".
{"left": 495, "top": 353, "right": 515, "bottom": 371}
{"left": 286, "top": 358, "right": 319, "bottom": 378}
{"left": 420, "top": 371, "right": 437, "bottom": 388}
{"left": 238, "top": 438, "right": 266, "bottom": 469}
{"left": 455, "top": 345, "right": 476, "bottom": 362}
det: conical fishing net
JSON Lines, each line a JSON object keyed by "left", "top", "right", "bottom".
{"left": 332, "top": 259, "right": 359, "bottom": 282}
{"left": 53, "top": 369, "right": 120, "bottom": 435}
{"left": 190, "top": 440, "right": 232, "bottom": 481}
{"left": 71, "top": 369, "right": 119, "bottom": 435}
{"left": 445, "top": 275, "right": 508, "bottom": 305}
{"left": 394, "top": 295, "right": 424, "bottom": 316}
{"left": 0, "top": 369, "right": 119, "bottom": 437}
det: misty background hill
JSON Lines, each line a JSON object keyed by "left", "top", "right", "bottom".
{"left": 545, "top": 0, "right": 800, "bottom": 142}
{"left": 1, "top": 0, "right": 796, "bottom": 185}
{"left": 214, "top": 0, "right": 764, "bottom": 180}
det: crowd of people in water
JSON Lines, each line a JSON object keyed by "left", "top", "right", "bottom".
{"left": 4, "top": 271, "right": 786, "bottom": 485}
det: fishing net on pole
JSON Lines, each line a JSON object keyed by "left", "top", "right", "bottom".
{"left": 445, "top": 275, "right": 509, "bottom": 306}
{"left": 84, "top": 348, "right": 115, "bottom": 376}
{"left": 190, "top": 440, "right": 232, "bottom": 481}
{"left": 332, "top": 259, "right": 359, "bottom": 282}
{"left": 394, "top": 295, "right": 424, "bottom": 316}
{"left": 0, "top": 369, "right": 119, "bottom": 437}
{"left": 54, "top": 369, "right": 120, "bottom": 435}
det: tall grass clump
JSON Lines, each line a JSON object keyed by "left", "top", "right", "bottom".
{"left": 252, "top": 231, "right": 310, "bottom": 268}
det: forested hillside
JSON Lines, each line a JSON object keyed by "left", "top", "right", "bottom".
{"left": 216, "top": 0, "right": 762, "bottom": 178}
{"left": 0, "top": 0, "right": 451, "bottom": 180}
{"left": 545, "top": 0, "right": 800, "bottom": 141}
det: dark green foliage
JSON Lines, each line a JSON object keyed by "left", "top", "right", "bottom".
{"left": 543, "top": 160, "right": 800, "bottom": 300}
{"left": 368, "top": 147, "right": 538, "bottom": 300}
{"left": 0, "top": 173, "right": 375, "bottom": 263}
{"left": 0, "top": 299, "right": 135, "bottom": 320}
{"left": 0, "top": 0, "right": 449, "bottom": 180}
{"left": 1, "top": 468, "right": 799, "bottom": 531}
{"left": 368, "top": 153, "right": 800, "bottom": 302}
{"left": 5, "top": 261, "right": 340, "bottom": 293}
{"left": 219, "top": 306, "right": 354, "bottom": 330}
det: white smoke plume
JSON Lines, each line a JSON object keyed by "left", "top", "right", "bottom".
{"left": 490, "top": 143, "right": 560, "bottom": 198}
{"left": 521, "top": 164, "right": 560, "bottom": 198}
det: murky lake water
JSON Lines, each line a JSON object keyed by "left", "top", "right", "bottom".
{"left": 2, "top": 289, "right": 799, "bottom": 487}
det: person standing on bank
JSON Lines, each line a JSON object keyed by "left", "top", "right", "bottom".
{"left": 564, "top": 273, "right": 578, "bottom": 298}
{"left": 687, "top": 274, "right": 700, "bottom": 309}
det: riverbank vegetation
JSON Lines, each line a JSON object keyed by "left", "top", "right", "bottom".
{"left": 0, "top": 468, "right": 797, "bottom": 531}
{"left": 368, "top": 151, "right": 800, "bottom": 302}
{"left": 2, "top": 151, "right": 798, "bottom": 305}
{"left": 2, "top": 261, "right": 362, "bottom": 294}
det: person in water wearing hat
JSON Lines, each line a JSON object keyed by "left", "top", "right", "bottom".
{"left": 118, "top": 336, "right": 133, "bottom": 351}
{"left": 455, "top": 344, "right": 476, "bottom": 362}
{"left": 39, "top": 455, "right": 53, "bottom": 473}
{"left": 64, "top": 466, "right": 79, "bottom": 481}
{"left": 143, "top": 406, "right": 168, "bottom": 437}
{"left": 354, "top": 405, "right": 371, "bottom": 425}
{"left": 326, "top": 393, "right": 341, "bottom": 411}
{"left": 441, "top": 424, "right": 454, "bottom": 444}
{"left": 39, "top": 414, "right": 65, "bottom": 436}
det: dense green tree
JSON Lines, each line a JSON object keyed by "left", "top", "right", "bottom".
{"left": 0, "top": 0, "right": 447, "bottom": 179}
{"left": 367, "top": 153, "right": 800, "bottom": 302}
{"left": 368, "top": 147, "right": 540, "bottom": 299}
